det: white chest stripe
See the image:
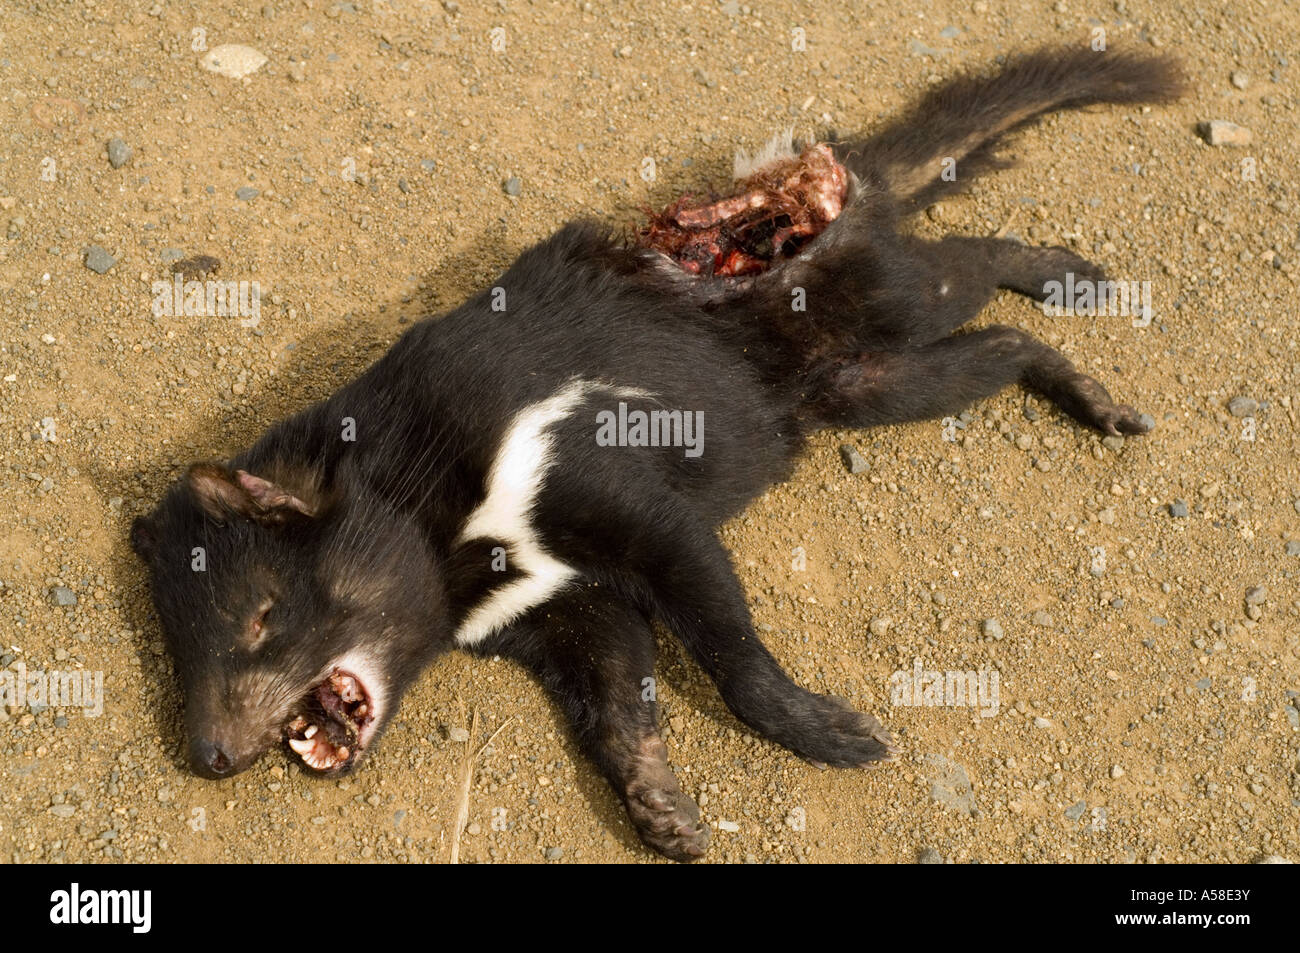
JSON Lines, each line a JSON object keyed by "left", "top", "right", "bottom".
{"left": 453, "top": 378, "right": 650, "bottom": 646}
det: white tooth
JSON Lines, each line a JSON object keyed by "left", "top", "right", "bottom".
{"left": 289, "top": 737, "right": 314, "bottom": 756}
{"left": 336, "top": 746, "right": 350, "bottom": 760}
{"left": 354, "top": 704, "right": 368, "bottom": 717}
{"left": 303, "top": 724, "right": 318, "bottom": 739}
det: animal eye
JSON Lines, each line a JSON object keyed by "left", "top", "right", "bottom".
{"left": 245, "top": 600, "right": 274, "bottom": 647}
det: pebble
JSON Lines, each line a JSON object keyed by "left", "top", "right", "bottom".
{"left": 1030, "top": 610, "right": 1053, "bottom": 627}
{"left": 83, "top": 245, "right": 116, "bottom": 274}
{"left": 1243, "top": 586, "right": 1266, "bottom": 605}
{"left": 448, "top": 726, "right": 470, "bottom": 743}
{"left": 1137, "top": 413, "right": 1156, "bottom": 431}
{"left": 868, "top": 616, "right": 892, "bottom": 638}
{"left": 717, "top": 819, "right": 740, "bottom": 832}
{"left": 420, "top": 159, "right": 437, "bottom": 172}
{"left": 1064, "top": 800, "right": 1087, "bottom": 821}
{"left": 1285, "top": 541, "right": 1300, "bottom": 556}
{"left": 1198, "top": 120, "right": 1252, "bottom": 147}
{"left": 50, "top": 586, "right": 77, "bottom": 606}
{"left": 1168, "top": 500, "right": 1189, "bottom": 518}
{"left": 1228, "top": 395, "right": 1258, "bottom": 417}
{"left": 235, "top": 186, "right": 260, "bottom": 201}
{"left": 201, "top": 44, "right": 268, "bottom": 80}
{"left": 922, "top": 753, "right": 975, "bottom": 816}
{"left": 917, "top": 847, "right": 944, "bottom": 863}
{"left": 981, "top": 618, "right": 1004, "bottom": 640}
{"left": 544, "top": 846, "right": 563, "bottom": 860}
{"left": 1230, "top": 70, "right": 1250, "bottom": 89}
{"left": 503, "top": 176, "right": 522, "bottom": 197}
{"left": 1033, "top": 716, "right": 1052, "bottom": 729}
{"left": 839, "top": 444, "right": 869, "bottom": 474}
{"left": 1101, "top": 435, "right": 1124, "bottom": 452}
{"left": 106, "top": 138, "right": 132, "bottom": 168}
{"left": 49, "top": 804, "right": 76, "bottom": 818}
{"left": 1110, "top": 765, "right": 1125, "bottom": 779}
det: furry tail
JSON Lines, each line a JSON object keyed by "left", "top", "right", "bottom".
{"left": 833, "top": 47, "right": 1186, "bottom": 211}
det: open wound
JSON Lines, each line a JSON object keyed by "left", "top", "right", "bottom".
{"left": 636, "top": 143, "right": 849, "bottom": 278}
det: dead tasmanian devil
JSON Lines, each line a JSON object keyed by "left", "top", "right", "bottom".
{"left": 131, "top": 48, "right": 1184, "bottom": 861}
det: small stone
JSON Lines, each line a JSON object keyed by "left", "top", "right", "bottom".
{"left": 448, "top": 726, "right": 470, "bottom": 743}
{"left": 1228, "top": 396, "right": 1258, "bottom": 417}
{"left": 1198, "top": 120, "right": 1252, "bottom": 147}
{"left": 1033, "top": 716, "right": 1051, "bottom": 729}
{"left": 50, "top": 586, "right": 77, "bottom": 606}
{"left": 1110, "top": 765, "right": 1125, "bottom": 779}
{"left": 1230, "top": 70, "right": 1250, "bottom": 90}
{"left": 1030, "top": 610, "right": 1053, "bottom": 627}
{"left": 235, "top": 186, "right": 260, "bottom": 201}
{"left": 465, "top": 822, "right": 481, "bottom": 835}
{"left": 717, "top": 819, "right": 740, "bottom": 832}
{"left": 981, "top": 618, "right": 1004, "bottom": 640}
{"left": 917, "top": 847, "right": 944, "bottom": 864}
{"left": 1244, "top": 586, "right": 1267, "bottom": 605}
{"left": 49, "top": 804, "right": 76, "bottom": 818}
{"left": 106, "top": 138, "right": 132, "bottom": 168}
{"left": 420, "top": 159, "right": 438, "bottom": 172}
{"left": 1101, "top": 435, "right": 1124, "bottom": 452}
{"left": 1284, "top": 541, "right": 1300, "bottom": 556}
{"left": 83, "top": 245, "right": 116, "bottom": 274}
{"left": 1064, "top": 800, "right": 1087, "bottom": 821}
{"left": 544, "top": 846, "right": 563, "bottom": 860}
{"left": 1168, "top": 500, "right": 1189, "bottom": 518}
{"left": 503, "top": 176, "right": 522, "bottom": 197}
{"left": 923, "top": 753, "right": 975, "bottom": 816}
{"left": 1256, "top": 855, "right": 1294, "bottom": 864}
{"left": 201, "top": 44, "right": 268, "bottom": 80}
{"left": 839, "top": 444, "right": 869, "bottom": 474}
{"left": 868, "top": 617, "right": 892, "bottom": 638}
{"left": 1137, "top": 413, "right": 1156, "bottom": 431}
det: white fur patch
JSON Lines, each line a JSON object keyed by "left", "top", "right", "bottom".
{"left": 733, "top": 127, "right": 797, "bottom": 180}
{"left": 453, "top": 379, "right": 649, "bottom": 646}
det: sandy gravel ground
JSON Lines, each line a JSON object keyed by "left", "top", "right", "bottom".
{"left": 1, "top": 0, "right": 1297, "bottom": 863}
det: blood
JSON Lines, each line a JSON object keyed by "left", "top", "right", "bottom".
{"left": 636, "top": 143, "right": 849, "bottom": 278}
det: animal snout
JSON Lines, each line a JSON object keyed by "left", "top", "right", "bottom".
{"left": 190, "top": 737, "right": 237, "bottom": 778}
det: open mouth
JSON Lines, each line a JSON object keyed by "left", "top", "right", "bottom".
{"left": 284, "top": 668, "right": 374, "bottom": 772}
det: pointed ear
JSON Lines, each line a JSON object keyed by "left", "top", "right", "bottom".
{"left": 234, "top": 470, "right": 317, "bottom": 517}
{"left": 130, "top": 516, "right": 158, "bottom": 562}
{"left": 187, "top": 463, "right": 256, "bottom": 522}
{"left": 186, "top": 463, "right": 317, "bottom": 524}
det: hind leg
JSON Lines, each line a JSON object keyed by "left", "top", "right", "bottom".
{"left": 812, "top": 325, "right": 1149, "bottom": 435}
{"left": 884, "top": 235, "right": 1107, "bottom": 343}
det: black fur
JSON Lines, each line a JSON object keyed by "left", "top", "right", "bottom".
{"left": 132, "top": 47, "right": 1184, "bottom": 861}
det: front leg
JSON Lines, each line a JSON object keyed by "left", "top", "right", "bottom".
{"left": 479, "top": 582, "right": 709, "bottom": 862}
{"left": 640, "top": 519, "right": 896, "bottom": 768}
{"left": 537, "top": 485, "right": 896, "bottom": 769}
